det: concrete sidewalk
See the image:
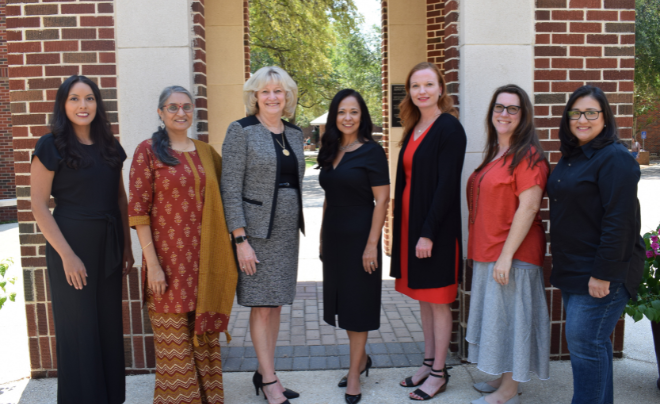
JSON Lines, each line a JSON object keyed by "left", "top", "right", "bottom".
{"left": 2, "top": 359, "right": 658, "bottom": 403}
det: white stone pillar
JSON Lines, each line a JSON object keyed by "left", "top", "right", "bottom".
{"left": 114, "top": 0, "right": 196, "bottom": 256}
{"left": 458, "top": 1, "right": 535, "bottom": 245}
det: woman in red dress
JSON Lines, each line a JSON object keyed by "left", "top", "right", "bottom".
{"left": 390, "top": 62, "right": 466, "bottom": 401}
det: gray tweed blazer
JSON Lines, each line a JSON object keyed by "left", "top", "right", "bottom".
{"left": 221, "top": 115, "right": 305, "bottom": 239}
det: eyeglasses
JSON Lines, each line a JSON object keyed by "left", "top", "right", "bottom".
{"left": 568, "top": 110, "right": 602, "bottom": 120}
{"left": 163, "top": 103, "right": 194, "bottom": 113}
{"left": 493, "top": 104, "right": 520, "bottom": 115}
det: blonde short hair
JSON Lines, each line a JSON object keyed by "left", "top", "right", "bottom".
{"left": 243, "top": 66, "right": 298, "bottom": 118}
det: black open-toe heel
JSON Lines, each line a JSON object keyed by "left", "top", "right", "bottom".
{"left": 409, "top": 365, "right": 452, "bottom": 401}
{"left": 400, "top": 358, "right": 434, "bottom": 387}
{"left": 253, "top": 370, "right": 299, "bottom": 399}
{"left": 338, "top": 355, "right": 372, "bottom": 387}
{"left": 259, "top": 378, "right": 291, "bottom": 404}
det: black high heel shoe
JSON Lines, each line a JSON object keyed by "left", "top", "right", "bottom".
{"left": 337, "top": 355, "right": 372, "bottom": 387}
{"left": 253, "top": 370, "right": 300, "bottom": 399}
{"left": 259, "top": 378, "right": 291, "bottom": 404}
{"left": 345, "top": 392, "right": 362, "bottom": 404}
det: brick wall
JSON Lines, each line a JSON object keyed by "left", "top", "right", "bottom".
{"left": 442, "top": 0, "right": 458, "bottom": 107}
{"left": 533, "top": 0, "right": 634, "bottom": 359}
{"left": 0, "top": 0, "right": 16, "bottom": 223}
{"left": 381, "top": 0, "right": 390, "bottom": 254}
{"left": 6, "top": 0, "right": 121, "bottom": 377}
{"left": 426, "top": 0, "right": 444, "bottom": 71}
{"left": 636, "top": 105, "right": 660, "bottom": 155}
{"left": 192, "top": 0, "right": 208, "bottom": 144}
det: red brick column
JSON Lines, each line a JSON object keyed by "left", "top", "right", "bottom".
{"left": 192, "top": 0, "right": 208, "bottom": 144}
{"left": 426, "top": 0, "right": 445, "bottom": 71}
{"left": 0, "top": 0, "right": 16, "bottom": 222}
{"left": 534, "top": 0, "right": 635, "bottom": 359}
{"left": 6, "top": 0, "right": 121, "bottom": 377}
{"left": 381, "top": 0, "right": 391, "bottom": 255}
{"left": 443, "top": 0, "right": 459, "bottom": 107}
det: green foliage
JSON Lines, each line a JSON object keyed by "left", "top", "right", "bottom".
{"left": 332, "top": 25, "right": 383, "bottom": 126}
{"left": 250, "top": 0, "right": 382, "bottom": 126}
{"left": 0, "top": 258, "right": 16, "bottom": 311}
{"left": 634, "top": 0, "right": 660, "bottom": 132}
{"left": 625, "top": 226, "right": 660, "bottom": 323}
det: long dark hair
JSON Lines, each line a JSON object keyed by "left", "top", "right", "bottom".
{"left": 151, "top": 85, "right": 195, "bottom": 166}
{"left": 475, "top": 84, "right": 546, "bottom": 174}
{"left": 316, "top": 89, "right": 374, "bottom": 169}
{"left": 559, "top": 85, "right": 619, "bottom": 157}
{"left": 398, "top": 62, "right": 458, "bottom": 147}
{"left": 51, "top": 75, "right": 120, "bottom": 169}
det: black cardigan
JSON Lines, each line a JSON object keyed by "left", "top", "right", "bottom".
{"left": 390, "top": 113, "right": 467, "bottom": 289}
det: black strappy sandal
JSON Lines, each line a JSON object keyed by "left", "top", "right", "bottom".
{"left": 409, "top": 365, "right": 452, "bottom": 401}
{"left": 400, "top": 358, "right": 434, "bottom": 387}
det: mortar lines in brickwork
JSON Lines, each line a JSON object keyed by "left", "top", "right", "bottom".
{"left": 533, "top": 0, "right": 633, "bottom": 360}
{"left": 5, "top": 0, "right": 120, "bottom": 376}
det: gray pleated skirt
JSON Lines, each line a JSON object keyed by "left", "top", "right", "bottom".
{"left": 466, "top": 260, "right": 550, "bottom": 382}
{"left": 237, "top": 188, "right": 300, "bottom": 307}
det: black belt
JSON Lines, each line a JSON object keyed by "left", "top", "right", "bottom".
{"left": 278, "top": 182, "right": 298, "bottom": 189}
{"left": 54, "top": 206, "right": 122, "bottom": 278}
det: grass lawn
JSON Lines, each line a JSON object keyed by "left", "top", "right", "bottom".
{"left": 305, "top": 157, "right": 317, "bottom": 169}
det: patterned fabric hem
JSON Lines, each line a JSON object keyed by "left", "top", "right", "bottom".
{"left": 129, "top": 215, "right": 151, "bottom": 227}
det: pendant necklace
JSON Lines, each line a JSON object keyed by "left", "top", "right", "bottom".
{"left": 274, "top": 133, "right": 290, "bottom": 156}
{"left": 416, "top": 111, "right": 442, "bottom": 135}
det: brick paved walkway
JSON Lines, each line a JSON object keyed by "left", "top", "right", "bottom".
{"left": 219, "top": 280, "right": 461, "bottom": 372}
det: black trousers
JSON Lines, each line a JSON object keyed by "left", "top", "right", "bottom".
{"left": 47, "top": 215, "right": 125, "bottom": 404}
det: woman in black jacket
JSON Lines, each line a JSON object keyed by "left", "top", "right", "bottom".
{"left": 391, "top": 62, "right": 466, "bottom": 401}
{"left": 548, "top": 85, "right": 644, "bottom": 404}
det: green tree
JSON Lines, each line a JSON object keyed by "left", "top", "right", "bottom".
{"left": 634, "top": 0, "right": 660, "bottom": 135}
{"left": 332, "top": 25, "right": 383, "bottom": 126}
{"left": 250, "top": 0, "right": 361, "bottom": 126}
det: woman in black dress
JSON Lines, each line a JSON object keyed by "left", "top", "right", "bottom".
{"left": 31, "top": 75, "right": 134, "bottom": 404}
{"left": 318, "top": 90, "right": 390, "bottom": 404}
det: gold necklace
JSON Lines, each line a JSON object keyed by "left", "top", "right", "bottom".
{"left": 274, "top": 133, "right": 290, "bottom": 156}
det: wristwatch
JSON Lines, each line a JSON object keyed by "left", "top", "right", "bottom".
{"left": 234, "top": 235, "right": 248, "bottom": 245}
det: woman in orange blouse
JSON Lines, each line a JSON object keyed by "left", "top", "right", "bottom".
{"left": 465, "top": 85, "right": 550, "bottom": 404}
{"left": 129, "top": 86, "right": 237, "bottom": 404}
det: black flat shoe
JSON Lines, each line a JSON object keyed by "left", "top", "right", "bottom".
{"left": 338, "top": 356, "right": 372, "bottom": 387}
{"left": 400, "top": 358, "right": 434, "bottom": 387}
{"left": 345, "top": 393, "right": 362, "bottom": 404}
{"left": 253, "top": 370, "right": 299, "bottom": 399}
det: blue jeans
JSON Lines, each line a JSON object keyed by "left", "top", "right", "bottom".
{"left": 563, "top": 282, "right": 630, "bottom": 404}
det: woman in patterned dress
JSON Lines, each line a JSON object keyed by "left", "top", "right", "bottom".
{"left": 129, "top": 86, "right": 238, "bottom": 404}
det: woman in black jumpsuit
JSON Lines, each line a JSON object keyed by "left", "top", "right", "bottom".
{"left": 31, "top": 75, "right": 133, "bottom": 404}
{"left": 318, "top": 90, "right": 390, "bottom": 404}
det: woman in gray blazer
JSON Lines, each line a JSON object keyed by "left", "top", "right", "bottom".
{"left": 221, "top": 66, "right": 305, "bottom": 404}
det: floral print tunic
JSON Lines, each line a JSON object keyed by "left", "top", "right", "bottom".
{"left": 129, "top": 139, "right": 206, "bottom": 314}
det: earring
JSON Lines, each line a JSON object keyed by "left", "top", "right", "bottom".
{"left": 160, "top": 121, "right": 165, "bottom": 130}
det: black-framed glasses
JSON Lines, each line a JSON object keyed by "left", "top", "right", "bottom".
{"left": 493, "top": 104, "right": 520, "bottom": 115}
{"left": 163, "top": 103, "right": 194, "bottom": 113}
{"left": 567, "top": 110, "right": 602, "bottom": 120}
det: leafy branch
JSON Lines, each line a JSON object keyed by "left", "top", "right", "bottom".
{"left": 0, "top": 258, "right": 17, "bottom": 311}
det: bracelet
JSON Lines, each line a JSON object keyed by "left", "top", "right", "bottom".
{"left": 141, "top": 241, "right": 153, "bottom": 250}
